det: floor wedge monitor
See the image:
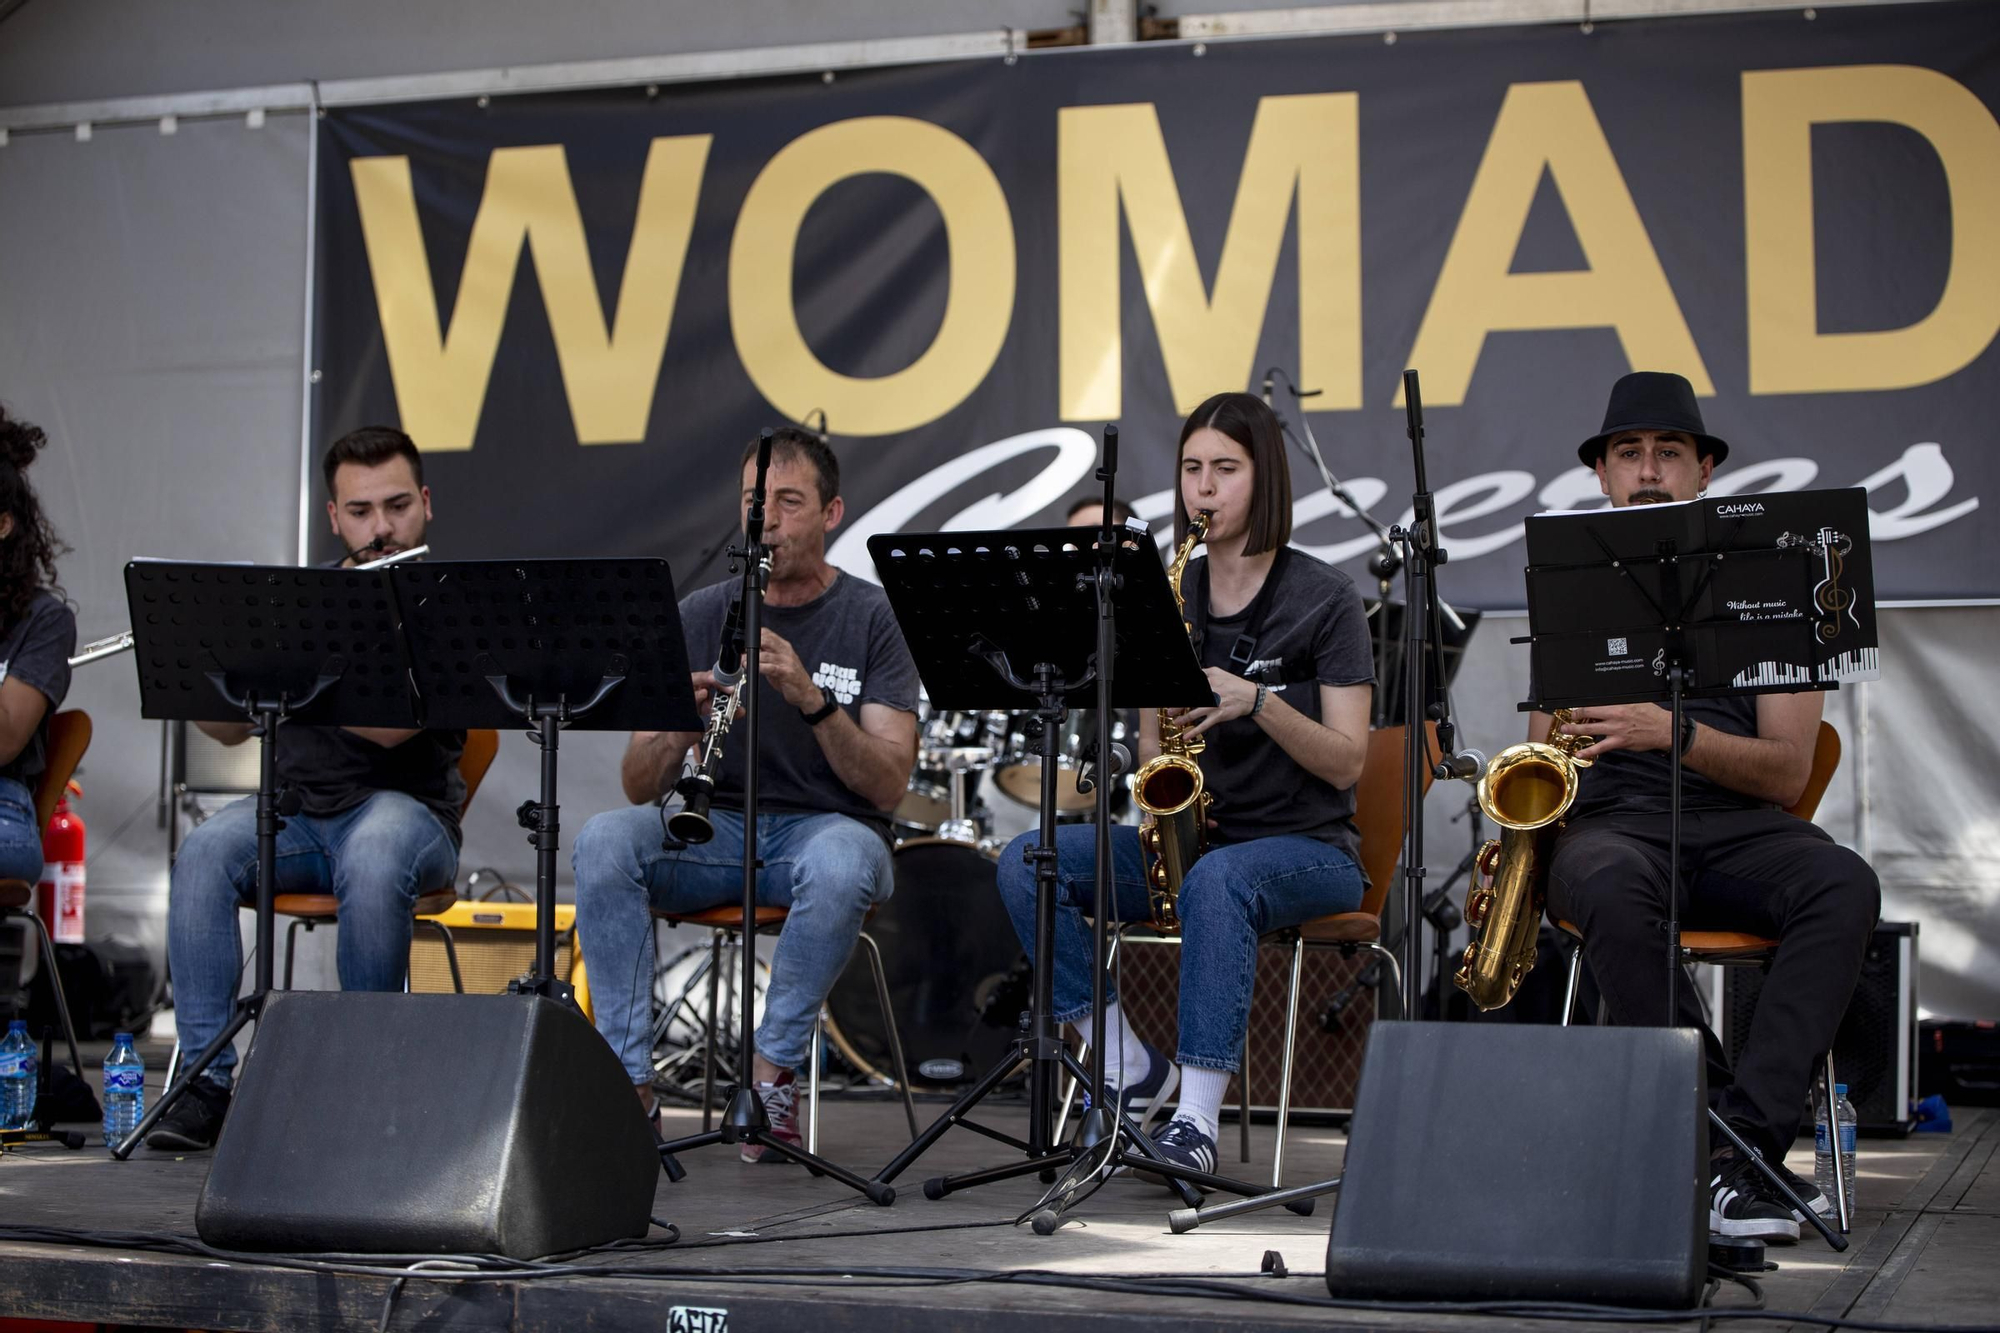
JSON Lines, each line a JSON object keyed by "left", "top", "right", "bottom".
{"left": 196, "top": 990, "right": 657, "bottom": 1259}
{"left": 1327, "top": 1021, "right": 1707, "bottom": 1309}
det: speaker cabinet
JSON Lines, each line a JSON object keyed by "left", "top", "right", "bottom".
{"left": 1113, "top": 937, "right": 1375, "bottom": 1114}
{"left": 1327, "top": 1022, "right": 1707, "bottom": 1308}
{"left": 1723, "top": 921, "right": 1917, "bottom": 1134}
{"left": 197, "top": 991, "right": 657, "bottom": 1259}
{"left": 409, "top": 900, "right": 579, "bottom": 995}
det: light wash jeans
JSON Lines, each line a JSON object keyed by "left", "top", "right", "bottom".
{"left": 0, "top": 777, "right": 43, "bottom": 883}
{"left": 994, "top": 824, "right": 1364, "bottom": 1071}
{"left": 572, "top": 805, "right": 893, "bottom": 1082}
{"left": 167, "top": 791, "right": 458, "bottom": 1086}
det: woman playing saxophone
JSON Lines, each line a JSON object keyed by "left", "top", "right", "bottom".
{"left": 990, "top": 392, "right": 1376, "bottom": 1178}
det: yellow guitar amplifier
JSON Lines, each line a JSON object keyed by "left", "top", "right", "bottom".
{"left": 409, "top": 901, "right": 584, "bottom": 999}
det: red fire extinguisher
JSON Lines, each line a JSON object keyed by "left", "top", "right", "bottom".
{"left": 37, "top": 780, "right": 85, "bottom": 945}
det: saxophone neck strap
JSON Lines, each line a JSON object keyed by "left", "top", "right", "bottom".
{"left": 1189, "top": 546, "right": 1290, "bottom": 676}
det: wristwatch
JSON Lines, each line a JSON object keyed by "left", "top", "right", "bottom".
{"left": 801, "top": 685, "right": 841, "bottom": 727}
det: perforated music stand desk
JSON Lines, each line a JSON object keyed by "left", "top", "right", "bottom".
{"left": 867, "top": 527, "right": 1210, "bottom": 711}
{"left": 113, "top": 559, "right": 419, "bottom": 1157}
{"left": 389, "top": 558, "right": 700, "bottom": 999}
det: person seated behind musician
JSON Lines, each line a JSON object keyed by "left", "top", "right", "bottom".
{"left": 1065, "top": 495, "right": 1134, "bottom": 531}
{"left": 992, "top": 391, "right": 1375, "bottom": 1178}
{"left": 0, "top": 405, "right": 78, "bottom": 886}
{"left": 573, "top": 427, "right": 918, "bottom": 1161}
{"left": 148, "top": 426, "right": 466, "bottom": 1150}
{"left": 1535, "top": 371, "right": 1880, "bottom": 1243}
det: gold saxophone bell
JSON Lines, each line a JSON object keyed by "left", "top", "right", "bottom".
{"left": 1452, "top": 709, "right": 1594, "bottom": 1011}
{"left": 1133, "top": 510, "right": 1213, "bottom": 929}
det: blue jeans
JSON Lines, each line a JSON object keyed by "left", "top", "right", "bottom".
{"left": 572, "top": 806, "right": 893, "bottom": 1081}
{"left": 168, "top": 791, "right": 459, "bottom": 1086}
{"left": 0, "top": 777, "right": 43, "bottom": 883}
{"left": 994, "top": 824, "right": 1364, "bottom": 1071}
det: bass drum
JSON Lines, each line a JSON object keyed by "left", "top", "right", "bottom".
{"left": 824, "top": 838, "right": 1026, "bottom": 1088}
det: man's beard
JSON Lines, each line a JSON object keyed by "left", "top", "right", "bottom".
{"left": 1627, "top": 487, "right": 1677, "bottom": 505}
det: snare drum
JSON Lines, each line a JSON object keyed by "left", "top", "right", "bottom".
{"left": 822, "top": 838, "right": 1025, "bottom": 1086}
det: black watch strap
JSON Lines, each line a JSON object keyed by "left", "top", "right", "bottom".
{"left": 1678, "top": 713, "right": 1698, "bottom": 757}
{"left": 802, "top": 687, "right": 840, "bottom": 726}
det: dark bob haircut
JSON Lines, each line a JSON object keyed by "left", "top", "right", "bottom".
{"left": 1173, "top": 391, "right": 1292, "bottom": 557}
{"left": 739, "top": 426, "right": 839, "bottom": 507}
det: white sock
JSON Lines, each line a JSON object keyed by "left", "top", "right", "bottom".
{"left": 1174, "top": 1067, "right": 1232, "bottom": 1141}
{"left": 1069, "top": 1001, "right": 1148, "bottom": 1086}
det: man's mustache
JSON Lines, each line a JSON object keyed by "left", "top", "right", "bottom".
{"left": 1629, "top": 487, "right": 1677, "bottom": 505}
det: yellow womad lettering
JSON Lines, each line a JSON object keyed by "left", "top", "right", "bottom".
{"left": 1058, "top": 94, "right": 1361, "bottom": 420}
{"left": 1401, "top": 81, "right": 1712, "bottom": 408}
{"left": 349, "top": 137, "right": 710, "bottom": 452}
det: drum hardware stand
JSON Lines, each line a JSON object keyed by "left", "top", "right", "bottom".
{"left": 655, "top": 430, "right": 893, "bottom": 1204}
{"left": 867, "top": 432, "right": 1302, "bottom": 1228}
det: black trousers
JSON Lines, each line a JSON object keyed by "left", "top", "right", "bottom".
{"left": 1546, "top": 807, "right": 1880, "bottom": 1162}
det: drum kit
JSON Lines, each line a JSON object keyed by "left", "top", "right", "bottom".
{"left": 819, "top": 697, "right": 1135, "bottom": 1090}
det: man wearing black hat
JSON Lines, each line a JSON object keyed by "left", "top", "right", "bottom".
{"left": 1528, "top": 372, "right": 1880, "bottom": 1245}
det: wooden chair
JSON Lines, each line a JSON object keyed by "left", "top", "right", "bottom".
{"left": 1264, "top": 722, "right": 1436, "bottom": 1184}
{"left": 650, "top": 901, "right": 918, "bottom": 1152}
{"left": 1078, "top": 724, "right": 1434, "bottom": 1183}
{"left": 1553, "top": 720, "right": 1852, "bottom": 1231}
{"left": 272, "top": 727, "right": 501, "bottom": 989}
{"left": 0, "top": 710, "right": 92, "bottom": 1078}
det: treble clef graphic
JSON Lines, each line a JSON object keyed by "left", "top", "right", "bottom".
{"left": 1813, "top": 526, "right": 1855, "bottom": 643}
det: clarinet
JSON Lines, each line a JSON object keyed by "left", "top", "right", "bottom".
{"left": 668, "top": 592, "right": 751, "bottom": 845}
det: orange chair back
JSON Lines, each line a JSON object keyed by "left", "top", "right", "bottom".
{"left": 458, "top": 729, "right": 500, "bottom": 816}
{"left": 1351, "top": 723, "right": 1438, "bottom": 915}
{"left": 34, "top": 710, "right": 93, "bottom": 831}
{"left": 1784, "top": 721, "right": 1840, "bottom": 822}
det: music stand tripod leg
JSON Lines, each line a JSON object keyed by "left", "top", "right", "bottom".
{"left": 115, "top": 698, "right": 296, "bottom": 1160}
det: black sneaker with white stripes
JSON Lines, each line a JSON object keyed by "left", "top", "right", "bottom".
{"left": 1145, "top": 1117, "right": 1218, "bottom": 1182}
{"left": 1772, "top": 1158, "right": 1833, "bottom": 1221}
{"left": 1711, "top": 1144, "right": 1801, "bottom": 1243}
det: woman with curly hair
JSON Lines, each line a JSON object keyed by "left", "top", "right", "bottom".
{"left": 0, "top": 404, "right": 77, "bottom": 883}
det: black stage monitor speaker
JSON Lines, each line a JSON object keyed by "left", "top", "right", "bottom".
{"left": 196, "top": 991, "right": 658, "bottom": 1259}
{"left": 1327, "top": 1022, "right": 1707, "bottom": 1309}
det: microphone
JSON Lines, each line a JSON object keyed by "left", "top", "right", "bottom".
{"left": 345, "top": 534, "right": 388, "bottom": 564}
{"left": 1074, "top": 739, "right": 1132, "bottom": 796}
{"left": 1261, "top": 369, "right": 1275, "bottom": 406}
{"left": 1433, "top": 749, "right": 1487, "bottom": 784}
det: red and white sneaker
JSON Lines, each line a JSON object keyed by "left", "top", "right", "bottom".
{"left": 740, "top": 1070, "right": 804, "bottom": 1164}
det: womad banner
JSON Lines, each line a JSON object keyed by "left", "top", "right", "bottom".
{"left": 315, "top": 0, "right": 1999, "bottom": 608}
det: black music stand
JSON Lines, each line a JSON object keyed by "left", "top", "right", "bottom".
{"left": 863, "top": 527, "right": 1290, "bottom": 1223}
{"left": 112, "top": 561, "right": 418, "bottom": 1158}
{"left": 1519, "top": 487, "right": 1875, "bottom": 1251}
{"left": 388, "top": 558, "right": 699, "bottom": 1002}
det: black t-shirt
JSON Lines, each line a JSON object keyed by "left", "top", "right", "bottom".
{"left": 276, "top": 726, "right": 468, "bottom": 845}
{"left": 1186, "top": 549, "right": 1375, "bottom": 863}
{"left": 0, "top": 592, "right": 77, "bottom": 787}
{"left": 677, "top": 571, "right": 920, "bottom": 842}
{"left": 1568, "top": 693, "right": 1768, "bottom": 819}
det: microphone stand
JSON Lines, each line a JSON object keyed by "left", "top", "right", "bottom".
{"left": 1389, "top": 370, "right": 1475, "bottom": 1019}
{"left": 656, "top": 428, "right": 892, "bottom": 1204}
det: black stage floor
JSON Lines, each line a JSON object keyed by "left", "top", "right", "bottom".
{"left": 1, "top": 1050, "right": 1995, "bottom": 1333}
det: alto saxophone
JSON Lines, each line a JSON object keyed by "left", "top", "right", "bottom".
{"left": 1452, "top": 708, "right": 1594, "bottom": 1010}
{"left": 1135, "top": 511, "right": 1214, "bottom": 928}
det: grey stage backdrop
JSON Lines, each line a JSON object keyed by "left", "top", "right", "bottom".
{"left": 3, "top": 26, "right": 1996, "bottom": 1019}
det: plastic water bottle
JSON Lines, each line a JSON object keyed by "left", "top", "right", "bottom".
{"left": 103, "top": 1032, "right": 146, "bottom": 1145}
{"left": 1815, "top": 1081, "right": 1860, "bottom": 1212}
{"left": 0, "top": 1019, "right": 37, "bottom": 1129}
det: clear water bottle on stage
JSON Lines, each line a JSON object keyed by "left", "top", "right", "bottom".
{"left": 103, "top": 1032, "right": 146, "bottom": 1145}
{"left": 0, "top": 1019, "right": 38, "bottom": 1129}
{"left": 1815, "top": 1080, "right": 1860, "bottom": 1212}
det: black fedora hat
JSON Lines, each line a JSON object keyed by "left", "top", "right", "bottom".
{"left": 1577, "top": 371, "right": 1729, "bottom": 467}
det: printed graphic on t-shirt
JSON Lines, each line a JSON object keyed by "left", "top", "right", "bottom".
{"left": 813, "top": 661, "right": 860, "bottom": 704}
